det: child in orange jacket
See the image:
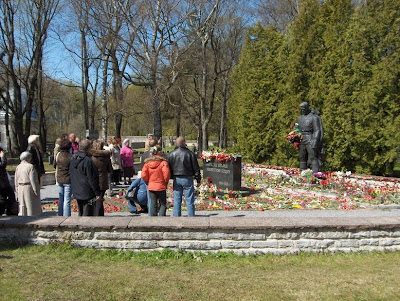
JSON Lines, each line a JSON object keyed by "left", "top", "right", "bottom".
{"left": 141, "top": 145, "right": 170, "bottom": 216}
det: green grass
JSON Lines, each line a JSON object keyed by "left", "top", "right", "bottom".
{"left": 0, "top": 243, "right": 399, "bottom": 300}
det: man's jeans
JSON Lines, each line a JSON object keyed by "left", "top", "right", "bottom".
{"left": 173, "top": 176, "right": 195, "bottom": 217}
{"left": 57, "top": 183, "right": 71, "bottom": 216}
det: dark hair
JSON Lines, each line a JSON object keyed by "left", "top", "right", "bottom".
{"left": 59, "top": 139, "right": 72, "bottom": 151}
{"left": 60, "top": 133, "right": 69, "bottom": 140}
{"left": 0, "top": 146, "right": 3, "bottom": 152}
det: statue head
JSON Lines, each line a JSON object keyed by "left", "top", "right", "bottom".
{"left": 300, "top": 102, "right": 311, "bottom": 115}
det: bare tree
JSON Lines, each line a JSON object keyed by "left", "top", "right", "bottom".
{"left": 87, "top": 0, "right": 136, "bottom": 138}
{"left": 253, "top": 0, "right": 299, "bottom": 30}
{"left": 211, "top": 7, "right": 246, "bottom": 149}
{"left": 0, "top": 0, "right": 60, "bottom": 154}
{"left": 120, "top": 0, "right": 190, "bottom": 141}
{"left": 185, "top": 0, "right": 222, "bottom": 152}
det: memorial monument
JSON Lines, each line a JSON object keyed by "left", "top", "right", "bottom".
{"left": 296, "top": 102, "right": 323, "bottom": 172}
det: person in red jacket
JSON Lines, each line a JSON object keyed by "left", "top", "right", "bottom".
{"left": 141, "top": 145, "right": 170, "bottom": 216}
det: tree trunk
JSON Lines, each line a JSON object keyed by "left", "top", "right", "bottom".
{"left": 152, "top": 88, "right": 162, "bottom": 141}
{"left": 37, "top": 62, "right": 47, "bottom": 153}
{"left": 219, "top": 75, "right": 228, "bottom": 149}
{"left": 81, "top": 28, "right": 90, "bottom": 130}
{"left": 175, "top": 107, "right": 181, "bottom": 137}
{"left": 197, "top": 124, "right": 203, "bottom": 154}
{"left": 101, "top": 54, "right": 109, "bottom": 141}
{"left": 5, "top": 100, "right": 12, "bottom": 155}
{"left": 111, "top": 52, "right": 123, "bottom": 138}
{"left": 200, "top": 39, "right": 209, "bottom": 152}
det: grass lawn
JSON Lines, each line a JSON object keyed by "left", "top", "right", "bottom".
{"left": 0, "top": 243, "right": 399, "bottom": 300}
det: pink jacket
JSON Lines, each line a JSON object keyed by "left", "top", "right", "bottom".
{"left": 120, "top": 145, "right": 134, "bottom": 168}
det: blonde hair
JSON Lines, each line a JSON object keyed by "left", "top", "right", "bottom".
{"left": 92, "top": 140, "right": 105, "bottom": 151}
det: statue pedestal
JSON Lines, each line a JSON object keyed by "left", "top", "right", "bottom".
{"left": 203, "top": 157, "right": 242, "bottom": 191}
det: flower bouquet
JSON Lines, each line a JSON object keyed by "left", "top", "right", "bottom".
{"left": 285, "top": 123, "right": 303, "bottom": 149}
{"left": 199, "top": 150, "right": 239, "bottom": 163}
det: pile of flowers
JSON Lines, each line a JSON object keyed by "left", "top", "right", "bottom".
{"left": 199, "top": 150, "right": 240, "bottom": 163}
{"left": 42, "top": 163, "right": 400, "bottom": 214}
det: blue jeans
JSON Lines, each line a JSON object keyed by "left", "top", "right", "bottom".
{"left": 173, "top": 176, "right": 195, "bottom": 217}
{"left": 57, "top": 183, "right": 71, "bottom": 216}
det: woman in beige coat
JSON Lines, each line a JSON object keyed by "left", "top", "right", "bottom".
{"left": 15, "top": 152, "right": 41, "bottom": 216}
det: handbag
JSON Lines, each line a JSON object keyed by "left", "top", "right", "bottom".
{"left": 126, "top": 187, "right": 138, "bottom": 201}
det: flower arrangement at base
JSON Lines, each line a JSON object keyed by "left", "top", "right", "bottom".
{"left": 286, "top": 123, "right": 303, "bottom": 149}
{"left": 199, "top": 149, "right": 240, "bottom": 163}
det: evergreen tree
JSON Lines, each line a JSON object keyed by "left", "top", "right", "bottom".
{"left": 229, "top": 0, "right": 400, "bottom": 175}
{"left": 350, "top": 0, "right": 400, "bottom": 174}
{"left": 230, "top": 24, "right": 286, "bottom": 163}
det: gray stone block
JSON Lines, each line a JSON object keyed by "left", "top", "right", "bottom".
{"left": 278, "top": 240, "right": 293, "bottom": 248}
{"left": 94, "top": 232, "right": 131, "bottom": 240}
{"left": 348, "top": 231, "right": 371, "bottom": 239}
{"left": 220, "top": 240, "right": 251, "bottom": 249}
{"left": 36, "top": 231, "right": 60, "bottom": 239}
{"left": 370, "top": 230, "right": 390, "bottom": 238}
{"left": 379, "top": 238, "right": 400, "bottom": 246}
{"left": 335, "top": 240, "right": 359, "bottom": 248}
{"left": 179, "top": 241, "right": 221, "bottom": 250}
{"left": 131, "top": 232, "right": 164, "bottom": 240}
{"left": 251, "top": 240, "right": 278, "bottom": 248}
{"left": 315, "top": 240, "right": 334, "bottom": 249}
{"left": 158, "top": 241, "right": 180, "bottom": 248}
{"left": 61, "top": 217, "right": 131, "bottom": 230}
{"left": 207, "top": 232, "right": 239, "bottom": 240}
{"left": 128, "top": 217, "right": 210, "bottom": 230}
{"left": 359, "top": 239, "right": 380, "bottom": 246}
{"left": 237, "top": 232, "right": 265, "bottom": 240}
{"left": 210, "top": 217, "right": 294, "bottom": 230}
{"left": 295, "top": 240, "right": 316, "bottom": 249}
{"left": 317, "top": 231, "right": 349, "bottom": 239}
{"left": 269, "top": 232, "right": 299, "bottom": 239}
{"left": 163, "top": 231, "right": 208, "bottom": 240}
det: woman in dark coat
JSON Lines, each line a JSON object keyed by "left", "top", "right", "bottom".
{"left": 54, "top": 138, "right": 72, "bottom": 216}
{"left": 90, "top": 140, "right": 112, "bottom": 216}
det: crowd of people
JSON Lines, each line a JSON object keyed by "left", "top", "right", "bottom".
{"left": 0, "top": 133, "right": 201, "bottom": 218}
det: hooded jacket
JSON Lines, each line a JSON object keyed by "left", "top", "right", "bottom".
{"left": 90, "top": 149, "right": 112, "bottom": 191}
{"left": 69, "top": 151, "right": 100, "bottom": 200}
{"left": 141, "top": 156, "right": 170, "bottom": 191}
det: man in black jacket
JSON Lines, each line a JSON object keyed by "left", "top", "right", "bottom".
{"left": 0, "top": 147, "right": 17, "bottom": 216}
{"left": 167, "top": 136, "right": 201, "bottom": 217}
{"left": 69, "top": 140, "right": 102, "bottom": 216}
{"left": 27, "top": 135, "right": 45, "bottom": 184}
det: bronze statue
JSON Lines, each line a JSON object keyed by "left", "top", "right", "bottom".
{"left": 296, "top": 102, "right": 323, "bottom": 172}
